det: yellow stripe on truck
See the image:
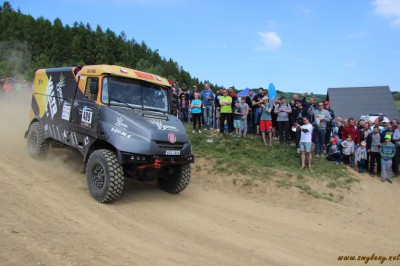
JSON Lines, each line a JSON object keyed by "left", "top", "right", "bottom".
{"left": 33, "top": 69, "right": 50, "bottom": 118}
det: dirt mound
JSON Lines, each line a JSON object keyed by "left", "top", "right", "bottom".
{"left": 1, "top": 92, "right": 399, "bottom": 265}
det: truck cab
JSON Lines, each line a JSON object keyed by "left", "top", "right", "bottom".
{"left": 25, "top": 65, "right": 194, "bottom": 203}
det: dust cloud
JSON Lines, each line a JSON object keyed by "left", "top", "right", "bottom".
{"left": 0, "top": 91, "right": 84, "bottom": 176}
{"left": 0, "top": 91, "right": 31, "bottom": 156}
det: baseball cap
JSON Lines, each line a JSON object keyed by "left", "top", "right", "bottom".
{"left": 385, "top": 134, "right": 391, "bottom": 139}
{"left": 324, "top": 101, "right": 330, "bottom": 105}
{"left": 331, "top": 137, "right": 338, "bottom": 143}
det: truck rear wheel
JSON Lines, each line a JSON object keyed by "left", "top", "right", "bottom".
{"left": 158, "top": 163, "right": 191, "bottom": 194}
{"left": 86, "top": 149, "right": 124, "bottom": 203}
{"left": 27, "top": 121, "right": 50, "bottom": 159}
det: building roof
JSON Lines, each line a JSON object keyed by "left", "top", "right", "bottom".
{"left": 327, "top": 86, "right": 399, "bottom": 121}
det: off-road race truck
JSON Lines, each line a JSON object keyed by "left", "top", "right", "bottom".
{"left": 25, "top": 65, "right": 194, "bottom": 203}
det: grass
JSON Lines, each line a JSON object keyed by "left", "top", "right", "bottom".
{"left": 187, "top": 124, "right": 358, "bottom": 202}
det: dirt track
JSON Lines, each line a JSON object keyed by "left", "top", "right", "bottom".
{"left": 1, "top": 93, "right": 399, "bottom": 265}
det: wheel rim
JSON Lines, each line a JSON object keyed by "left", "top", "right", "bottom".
{"left": 93, "top": 164, "right": 105, "bottom": 189}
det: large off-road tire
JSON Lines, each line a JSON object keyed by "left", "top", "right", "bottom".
{"left": 27, "top": 121, "right": 50, "bottom": 159}
{"left": 158, "top": 163, "right": 191, "bottom": 194}
{"left": 86, "top": 149, "right": 125, "bottom": 203}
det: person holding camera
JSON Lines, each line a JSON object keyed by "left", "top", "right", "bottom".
{"left": 295, "top": 115, "right": 313, "bottom": 171}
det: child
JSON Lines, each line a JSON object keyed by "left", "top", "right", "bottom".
{"left": 326, "top": 138, "right": 341, "bottom": 164}
{"left": 356, "top": 141, "right": 368, "bottom": 173}
{"left": 190, "top": 92, "right": 202, "bottom": 133}
{"left": 380, "top": 134, "right": 396, "bottom": 183}
{"left": 341, "top": 135, "right": 355, "bottom": 166}
{"left": 232, "top": 101, "right": 242, "bottom": 137}
{"left": 260, "top": 96, "right": 273, "bottom": 145}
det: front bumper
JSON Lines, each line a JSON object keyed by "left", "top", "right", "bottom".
{"left": 117, "top": 151, "right": 194, "bottom": 166}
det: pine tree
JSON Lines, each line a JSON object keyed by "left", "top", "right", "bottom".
{"left": 0, "top": 1, "right": 211, "bottom": 88}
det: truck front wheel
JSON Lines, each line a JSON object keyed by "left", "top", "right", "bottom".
{"left": 27, "top": 121, "right": 50, "bottom": 159}
{"left": 158, "top": 163, "right": 191, "bottom": 194}
{"left": 86, "top": 149, "right": 124, "bottom": 203}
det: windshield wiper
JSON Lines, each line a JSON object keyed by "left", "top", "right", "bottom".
{"left": 109, "top": 97, "right": 136, "bottom": 110}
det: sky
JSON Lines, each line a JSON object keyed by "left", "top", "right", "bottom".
{"left": 4, "top": 0, "right": 400, "bottom": 94}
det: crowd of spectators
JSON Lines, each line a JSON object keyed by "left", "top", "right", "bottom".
{"left": 0, "top": 77, "right": 31, "bottom": 98}
{"left": 170, "top": 82, "right": 399, "bottom": 182}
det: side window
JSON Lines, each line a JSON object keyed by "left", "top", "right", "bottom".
{"left": 84, "top": 77, "right": 99, "bottom": 101}
{"left": 101, "top": 77, "right": 108, "bottom": 103}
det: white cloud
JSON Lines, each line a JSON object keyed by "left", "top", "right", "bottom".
{"left": 255, "top": 31, "right": 282, "bottom": 51}
{"left": 373, "top": 0, "right": 400, "bottom": 27}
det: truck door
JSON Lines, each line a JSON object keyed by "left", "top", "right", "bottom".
{"left": 69, "top": 77, "right": 100, "bottom": 147}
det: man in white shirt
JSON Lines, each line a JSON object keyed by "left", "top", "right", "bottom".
{"left": 296, "top": 115, "right": 313, "bottom": 171}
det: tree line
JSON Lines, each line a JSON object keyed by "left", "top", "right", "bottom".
{"left": 0, "top": 1, "right": 221, "bottom": 90}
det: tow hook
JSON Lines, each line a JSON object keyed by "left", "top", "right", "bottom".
{"left": 154, "top": 159, "right": 162, "bottom": 168}
{"left": 138, "top": 158, "right": 163, "bottom": 170}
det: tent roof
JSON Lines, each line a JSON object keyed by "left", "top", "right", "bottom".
{"left": 237, "top": 88, "right": 251, "bottom": 97}
{"left": 327, "top": 86, "right": 399, "bottom": 121}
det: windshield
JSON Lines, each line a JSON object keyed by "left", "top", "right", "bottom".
{"left": 102, "top": 76, "right": 169, "bottom": 112}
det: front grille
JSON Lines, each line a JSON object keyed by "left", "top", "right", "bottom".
{"left": 156, "top": 141, "right": 185, "bottom": 150}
